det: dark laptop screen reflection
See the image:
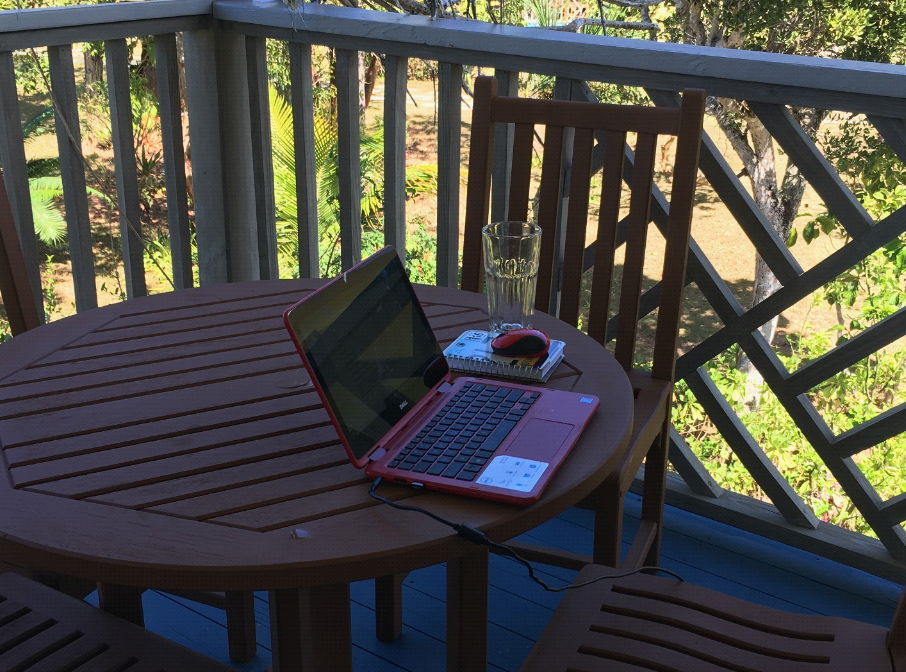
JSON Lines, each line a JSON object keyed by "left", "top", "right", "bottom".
{"left": 291, "top": 255, "right": 447, "bottom": 460}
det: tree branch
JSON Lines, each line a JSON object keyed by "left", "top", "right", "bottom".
{"left": 555, "top": 17, "right": 659, "bottom": 32}
{"left": 708, "top": 96, "right": 756, "bottom": 175}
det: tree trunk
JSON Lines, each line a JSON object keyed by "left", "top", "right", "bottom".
{"left": 176, "top": 34, "right": 193, "bottom": 204}
{"left": 83, "top": 48, "right": 103, "bottom": 87}
{"left": 733, "top": 112, "right": 817, "bottom": 410}
{"left": 138, "top": 39, "right": 159, "bottom": 101}
{"left": 675, "top": 1, "right": 825, "bottom": 411}
{"left": 358, "top": 51, "right": 367, "bottom": 121}
{"left": 363, "top": 54, "right": 380, "bottom": 110}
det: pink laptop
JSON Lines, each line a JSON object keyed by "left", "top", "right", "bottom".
{"left": 283, "top": 247, "right": 599, "bottom": 506}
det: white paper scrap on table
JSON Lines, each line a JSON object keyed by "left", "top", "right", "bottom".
{"left": 477, "top": 455, "right": 548, "bottom": 492}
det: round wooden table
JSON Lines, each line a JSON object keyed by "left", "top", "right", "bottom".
{"left": 0, "top": 278, "right": 633, "bottom": 671}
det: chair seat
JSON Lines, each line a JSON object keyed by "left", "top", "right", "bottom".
{"left": 0, "top": 572, "right": 235, "bottom": 672}
{"left": 521, "top": 564, "right": 894, "bottom": 672}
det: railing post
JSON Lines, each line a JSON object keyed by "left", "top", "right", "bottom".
{"left": 289, "top": 42, "right": 319, "bottom": 279}
{"left": 335, "top": 48, "right": 362, "bottom": 272}
{"left": 47, "top": 44, "right": 96, "bottom": 312}
{"left": 384, "top": 54, "right": 408, "bottom": 261}
{"left": 106, "top": 38, "right": 147, "bottom": 299}
{"left": 185, "top": 26, "right": 263, "bottom": 285}
{"left": 215, "top": 28, "right": 260, "bottom": 282}
{"left": 155, "top": 32, "right": 194, "bottom": 290}
{"left": 437, "top": 62, "right": 462, "bottom": 288}
{"left": 246, "top": 34, "right": 278, "bottom": 280}
{"left": 183, "top": 28, "right": 229, "bottom": 285}
{"left": 0, "top": 51, "right": 42, "bottom": 322}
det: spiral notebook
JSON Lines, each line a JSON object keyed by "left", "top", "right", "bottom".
{"left": 443, "top": 330, "right": 565, "bottom": 382}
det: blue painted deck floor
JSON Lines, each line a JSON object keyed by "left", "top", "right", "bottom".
{"left": 108, "top": 492, "right": 903, "bottom": 671}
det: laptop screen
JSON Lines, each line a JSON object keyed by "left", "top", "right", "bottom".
{"left": 285, "top": 249, "right": 449, "bottom": 460}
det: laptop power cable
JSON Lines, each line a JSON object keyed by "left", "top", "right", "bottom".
{"left": 368, "top": 477, "right": 684, "bottom": 592}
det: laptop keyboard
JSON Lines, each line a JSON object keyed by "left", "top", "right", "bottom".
{"left": 387, "top": 382, "right": 539, "bottom": 481}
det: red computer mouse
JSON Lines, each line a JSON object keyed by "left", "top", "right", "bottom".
{"left": 490, "top": 328, "right": 550, "bottom": 358}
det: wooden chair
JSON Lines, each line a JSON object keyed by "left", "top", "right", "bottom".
{"left": 0, "top": 572, "right": 236, "bottom": 671}
{"left": 462, "top": 76, "right": 706, "bottom": 570}
{"left": 521, "top": 564, "right": 906, "bottom": 671}
{"left": 0, "top": 169, "right": 258, "bottom": 663}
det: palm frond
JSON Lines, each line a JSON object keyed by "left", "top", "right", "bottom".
{"left": 22, "top": 107, "right": 55, "bottom": 141}
{"left": 26, "top": 157, "right": 59, "bottom": 179}
{"left": 29, "top": 190, "right": 66, "bottom": 245}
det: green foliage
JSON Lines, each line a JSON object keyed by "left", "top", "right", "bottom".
{"left": 266, "top": 39, "right": 292, "bottom": 98}
{"left": 755, "top": 107, "right": 906, "bottom": 534}
{"left": 792, "top": 117, "right": 906, "bottom": 336}
{"left": 663, "top": 0, "right": 906, "bottom": 63}
{"left": 673, "top": 337, "right": 906, "bottom": 535}
{"left": 268, "top": 86, "right": 439, "bottom": 279}
{"left": 28, "top": 177, "right": 67, "bottom": 244}
{"left": 682, "top": 106, "right": 906, "bottom": 529}
{"left": 13, "top": 49, "right": 49, "bottom": 96}
{"left": 1, "top": 106, "right": 68, "bottom": 245}
{"left": 403, "top": 215, "right": 438, "bottom": 284}
{"left": 471, "top": 0, "right": 527, "bottom": 25}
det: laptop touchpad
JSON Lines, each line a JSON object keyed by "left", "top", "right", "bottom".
{"left": 504, "top": 418, "right": 573, "bottom": 460}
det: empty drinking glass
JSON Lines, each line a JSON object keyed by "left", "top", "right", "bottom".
{"left": 482, "top": 221, "right": 542, "bottom": 334}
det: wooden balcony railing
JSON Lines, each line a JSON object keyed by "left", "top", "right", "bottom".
{"left": 3, "top": 0, "right": 906, "bottom": 582}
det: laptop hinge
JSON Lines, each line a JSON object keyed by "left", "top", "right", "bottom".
{"left": 370, "top": 447, "right": 388, "bottom": 462}
{"left": 438, "top": 381, "right": 453, "bottom": 393}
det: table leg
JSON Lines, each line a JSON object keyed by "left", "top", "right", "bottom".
{"left": 96, "top": 582, "right": 144, "bottom": 627}
{"left": 446, "top": 547, "right": 488, "bottom": 672}
{"left": 269, "top": 584, "right": 352, "bottom": 672}
{"left": 226, "top": 590, "right": 258, "bottom": 662}
{"left": 375, "top": 572, "right": 407, "bottom": 642}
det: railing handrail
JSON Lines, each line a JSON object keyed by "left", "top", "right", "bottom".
{"left": 214, "top": 0, "right": 906, "bottom": 116}
{"left": 0, "top": 0, "right": 212, "bottom": 50}
{"left": 0, "top": 0, "right": 212, "bottom": 33}
{"left": 2, "top": 0, "right": 903, "bottom": 113}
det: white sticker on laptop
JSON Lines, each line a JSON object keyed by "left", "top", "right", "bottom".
{"left": 476, "top": 455, "right": 548, "bottom": 492}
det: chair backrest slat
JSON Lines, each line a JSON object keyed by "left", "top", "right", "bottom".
{"left": 507, "top": 122, "right": 535, "bottom": 222}
{"left": 586, "top": 130, "right": 626, "bottom": 345}
{"left": 463, "top": 77, "right": 705, "bottom": 385}
{"left": 558, "top": 126, "right": 595, "bottom": 327}
{"left": 613, "top": 131, "right": 657, "bottom": 371}
{"left": 650, "top": 95, "right": 707, "bottom": 380}
{"left": 535, "top": 124, "right": 565, "bottom": 312}
{"left": 461, "top": 76, "right": 498, "bottom": 294}
{"left": 0, "top": 168, "right": 41, "bottom": 336}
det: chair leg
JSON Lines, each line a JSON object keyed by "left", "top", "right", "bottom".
{"left": 639, "top": 421, "right": 671, "bottom": 568}
{"left": 447, "top": 548, "right": 489, "bottom": 672}
{"left": 593, "top": 479, "right": 624, "bottom": 567}
{"left": 96, "top": 582, "right": 145, "bottom": 627}
{"left": 226, "top": 590, "right": 257, "bottom": 662}
{"left": 375, "top": 573, "right": 406, "bottom": 642}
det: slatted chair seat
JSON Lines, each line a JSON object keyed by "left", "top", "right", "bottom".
{"left": 0, "top": 572, "right": 235, "bottom": 672}
{"left": 521, "top": 564, "right": 905, "bottom": 671}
